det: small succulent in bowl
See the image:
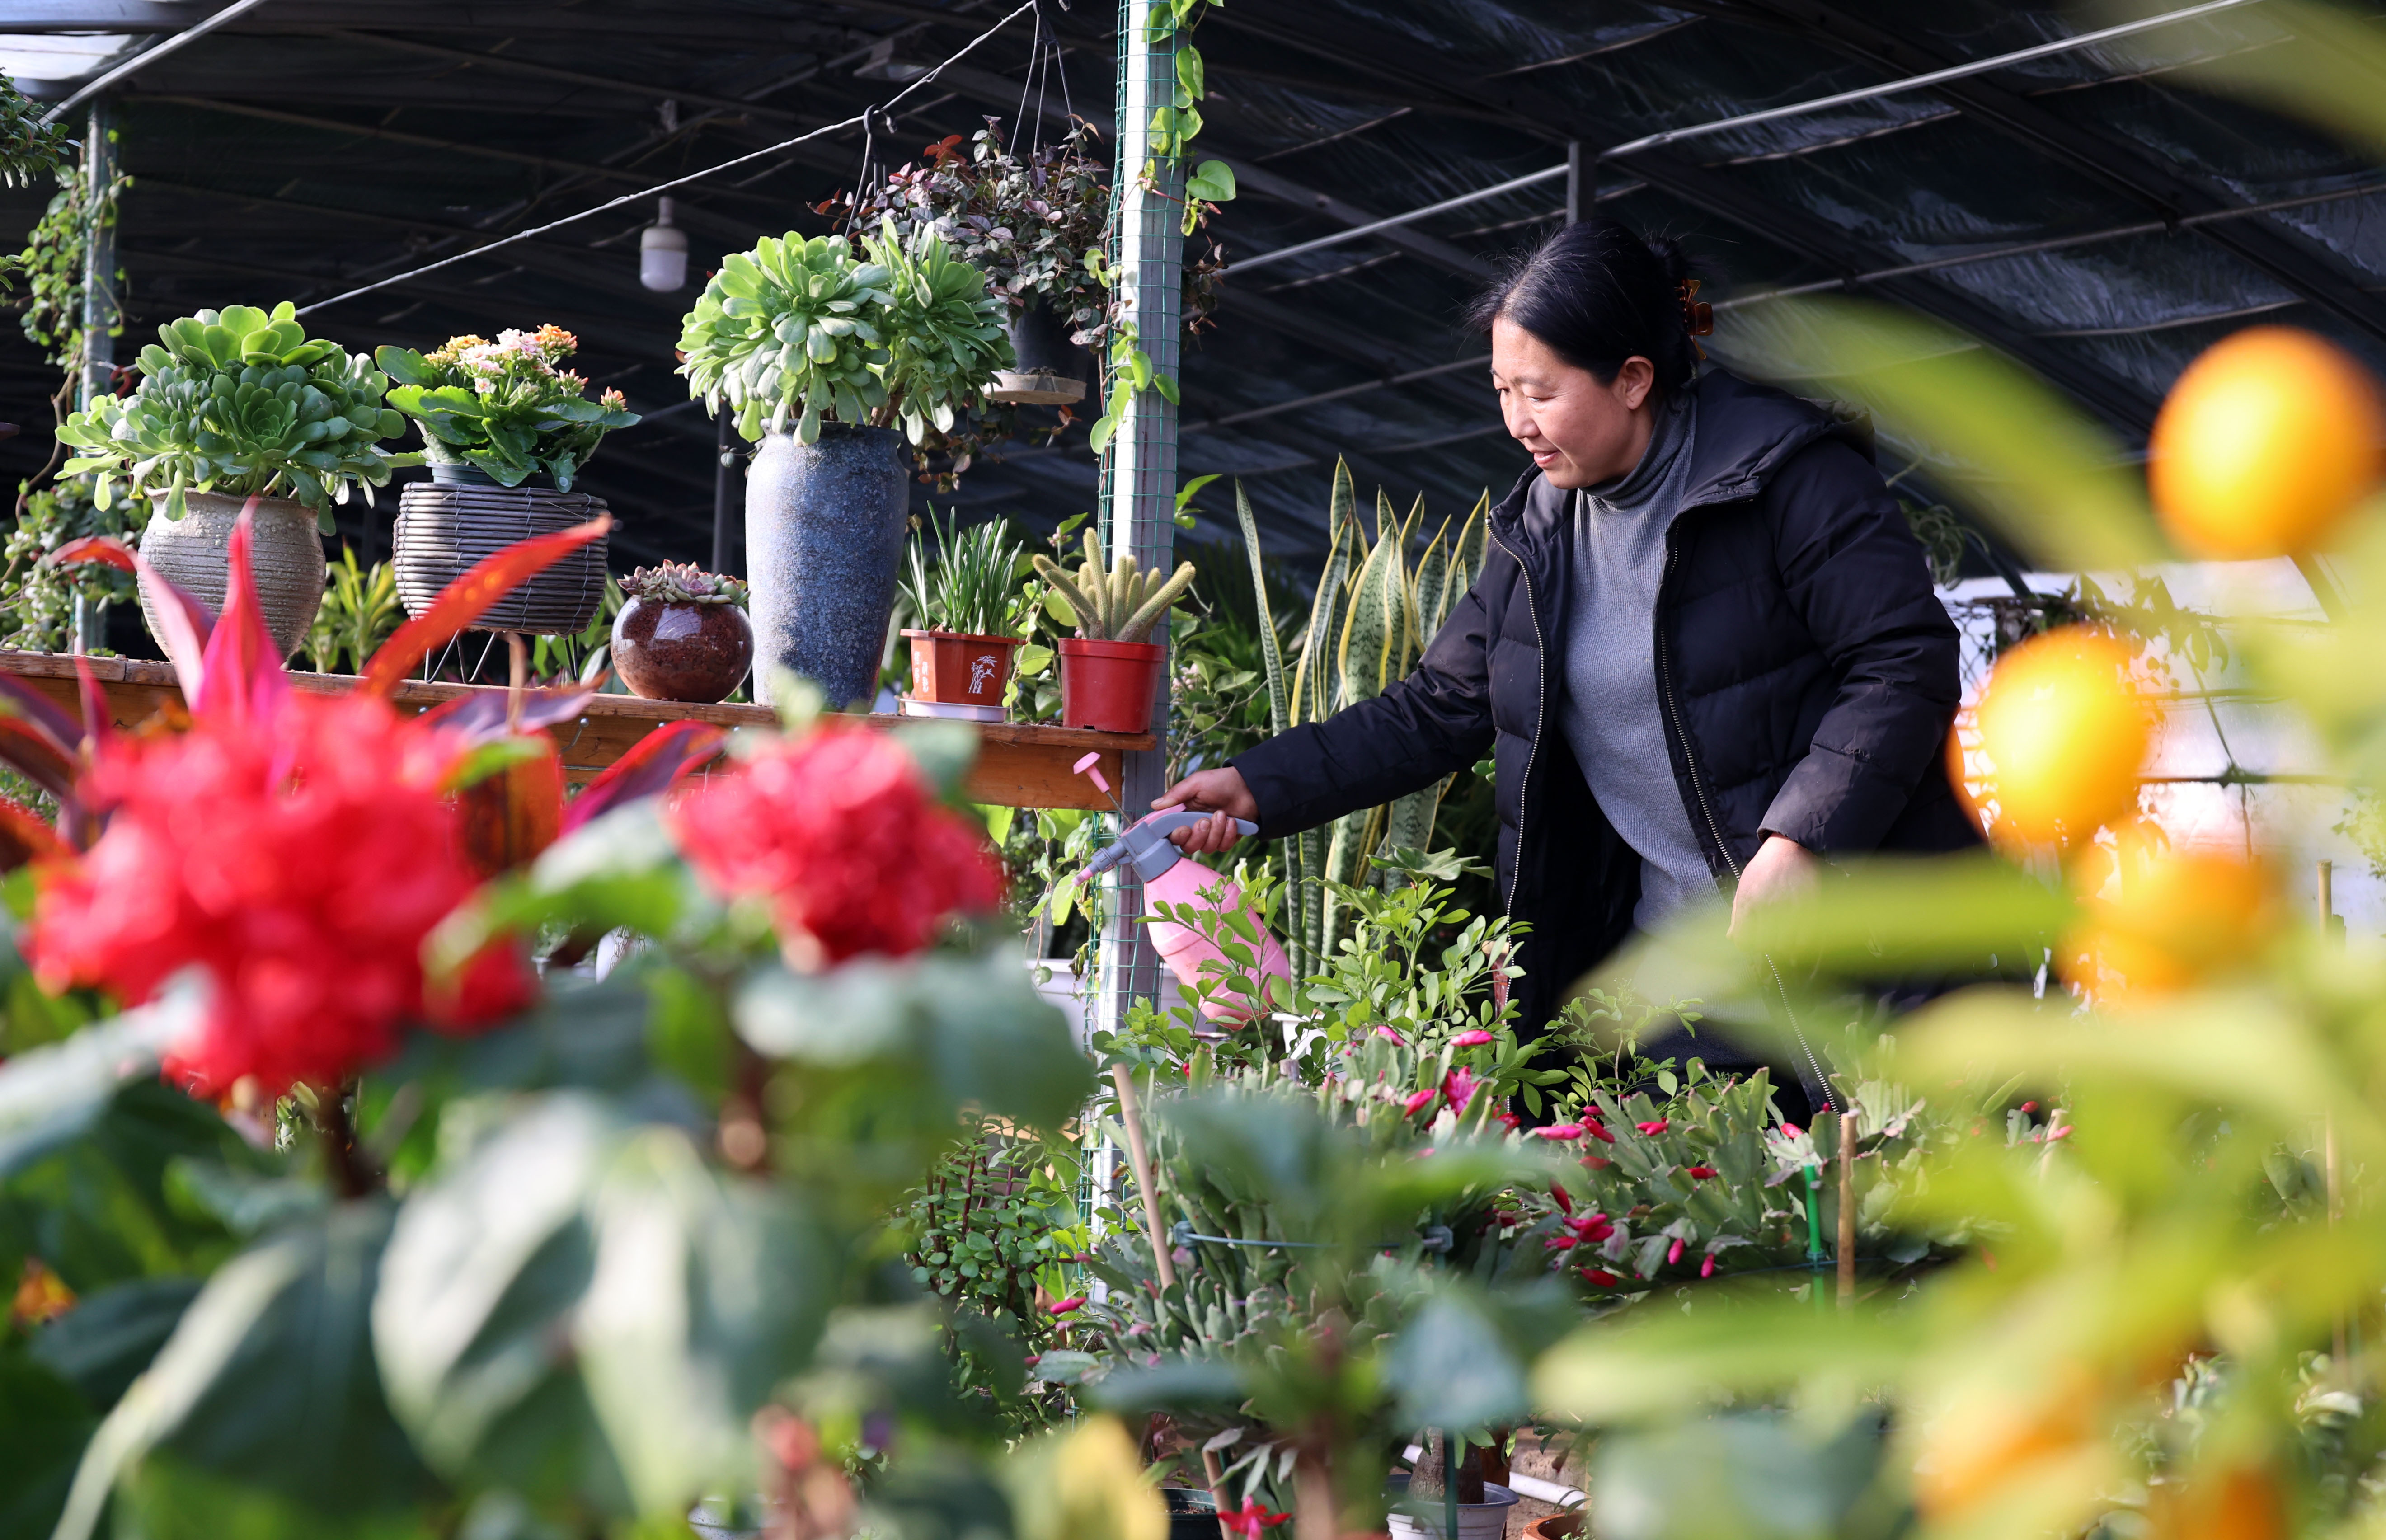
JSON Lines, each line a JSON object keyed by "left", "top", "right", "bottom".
{"left": 620, "top": 562, "right": 748, "bottom": 607}
{"left": 612, "top": 563, "right": 754, "bottom": 703}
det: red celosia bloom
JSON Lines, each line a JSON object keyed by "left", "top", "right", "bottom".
{"left": 1403, "top": 1087, "right": 1440, "bottom": 1116}
{"left": 1219, "top": 1500, "right": 1291, "bottom": 1539}
{"left": 1582, "top": 1268, "right": 1620, "bottom": 1287}
{"left": 28, "top": 694, "right": 526, "bottom": 1095}
{"left": 1636, "top": 1119, "right": 1669, "bottom": 1136}
{"left": 1686, "top": 1165, "right": 1719, "bottom": 1179}
{"left": 671, "top": 727, "right": 1003, "bottom": 965}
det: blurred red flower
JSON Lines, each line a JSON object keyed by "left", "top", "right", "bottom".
{"left": 27, "top": 694, "right": 526, "bottom": 1095}
{"left": 672, "top": 727, "right": 1003, "bottom": 966}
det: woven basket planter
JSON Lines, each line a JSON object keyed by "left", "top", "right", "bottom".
{"left": 393, "top": 475, "right": 610, "bottom": 635}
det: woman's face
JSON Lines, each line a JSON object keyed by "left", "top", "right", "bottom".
{"left": 1490, "top": 315, "right": 1658, "bottom": 489}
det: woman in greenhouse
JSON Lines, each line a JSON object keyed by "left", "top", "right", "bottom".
{"left": 1158, "top": 221, "right": 1978, "bottom": 1102}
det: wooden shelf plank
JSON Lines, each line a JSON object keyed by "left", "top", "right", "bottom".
{"left": 0, "top": 650, "right": 1150, "bottom": 810}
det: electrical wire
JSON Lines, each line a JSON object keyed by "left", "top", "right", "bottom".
{"left": 291, "top": 0, "right": 1038, "bottom": 319}
{"left": 40, "top": 0, "right": 281, "bottom": 125}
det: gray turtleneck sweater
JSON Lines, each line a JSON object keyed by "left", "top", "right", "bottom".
{"left": 1555, "top": 395, "right": 1720, "bottom": 930}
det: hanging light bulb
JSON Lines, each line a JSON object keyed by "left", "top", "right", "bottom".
{"left": 640, "top": 197, "right": 688, "bottom": 292}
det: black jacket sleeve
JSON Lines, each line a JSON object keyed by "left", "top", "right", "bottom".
{"left": 1754, "top": 439, "right": 1963, "bottom": 854}
{"left": 1230, "top": 549, "right": 1508, "bottom": 840}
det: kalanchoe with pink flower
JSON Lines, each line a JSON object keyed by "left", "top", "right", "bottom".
{"left": 377, "top": 325, "right": 639, "bottom": 490}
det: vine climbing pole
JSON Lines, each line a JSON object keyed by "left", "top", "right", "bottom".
{"left": 1092, "top": 0, "right": 1186, "bottom": 1044}
{"left": 74, "top": 98, "right": 119, "bottom": 656}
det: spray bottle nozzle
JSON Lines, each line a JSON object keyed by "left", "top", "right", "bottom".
{"left": 1084, "top": 808, "right": 1259, "bottom": 884}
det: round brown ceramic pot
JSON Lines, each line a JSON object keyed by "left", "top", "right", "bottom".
{"left": 1520, "top": 1514, "right": 1581, "bottom": 1540}
{"left": 612, "top": 597, "right": 754, "bottom": 703}
{"left": 140, "top": 490, "right": 325, "bottom": 660}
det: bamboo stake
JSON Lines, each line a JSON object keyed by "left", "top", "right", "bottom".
{"left": 1109, "top": 1062, "right": 1175, "bottom": 1290}
{"left": 505, "top": 631, "right": 529, "bottom": 732}
{"left": 2324, "top": 860, "right": 2349, "bottom": 1379}
{"left": 1837, "top": 1109, "right": 1859, "bottom": 1308}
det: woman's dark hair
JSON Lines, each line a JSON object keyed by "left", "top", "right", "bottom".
{"left": 1467, "top": 222, "right": 1701, "bottom": 394}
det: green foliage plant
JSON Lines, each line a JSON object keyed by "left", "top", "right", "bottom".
{"left": 301, "top": 545, "right": 401, "bottom": 676}
{"left": 55, "top": 302, "right": 418, "bottom": 531}
{"left": 0, "top": 477, "right": 136, "bottom": 653}
{"left": 374, "top": 325, "right": 637, "bottom": 491}
{"left": 678, "top": 217, "right": 1013, "bottom": 447}
{"left": 904, "top": 508, "right": 1029, "bottom": 637}
{"left": 1030, "top": 523, "right": 1195, "bottom": 643}
{"left": 0, "top": 74, "right": 70, "bottom": 190}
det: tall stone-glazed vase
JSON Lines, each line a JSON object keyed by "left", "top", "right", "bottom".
{"left": 745, "top": 422, "right": 909, "bottom": 710}
{"left": 139, "top": 491, "right": 325, "bottom": 661}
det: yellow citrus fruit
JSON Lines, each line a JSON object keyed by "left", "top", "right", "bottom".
{"left": 1911, "top": 1387, "right": 2093, "bottom": 1520}
{"left": 2062, "top": 838, "right": 2276, "bottom": 1001}
{"left": 1968, "top": 627, "right": 2150, "bottom": 850}
{"left": 2148, "top": 326, "right": 2386, "bottom": 558}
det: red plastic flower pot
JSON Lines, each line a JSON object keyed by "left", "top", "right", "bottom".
{"left": 1058, "top": 638, "right": 1166, "bottom": 733}
{"left": 903, "top": 629, "right": 1019, "bottom": 707}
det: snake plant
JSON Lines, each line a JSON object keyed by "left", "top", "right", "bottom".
{"left": 1030, "top": 526, "right": 1196, "bottom": 644}
{"left": 1237, "top": 465, "right": 1489, "bottom": 969}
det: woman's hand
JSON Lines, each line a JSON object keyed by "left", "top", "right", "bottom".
{"left": 1153, "top": 767, "right": 1259, "bottom": 855}
{"left": 1729, "top": 834, "right": 1819, "bottom": 940}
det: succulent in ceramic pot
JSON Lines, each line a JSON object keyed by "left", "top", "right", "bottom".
{"left": 611, "top": 562, "right": 754, "bottom": 704}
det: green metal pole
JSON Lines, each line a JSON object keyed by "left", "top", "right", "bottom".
{"left": 1092, "top": 0, "right": 1185, "bottom": 1045}
{"left": 1803, "top": 1164, "right": 1827, "bottom": 1315}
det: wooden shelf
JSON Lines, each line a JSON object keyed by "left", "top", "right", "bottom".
{"left": 0, "top": 650, "right": 1151, "bottom": 811}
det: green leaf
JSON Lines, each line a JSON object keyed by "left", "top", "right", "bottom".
{"left": 0, "top": 1353, "right": 95, "bottom": 1540}
{"left": 1185, "top": 161, "right": 1237, "bottom": 204}
{"left": 52, "top": 1204, "right": 435, "bottom": 1540}
{"left": 29, "top": 1276, "right": 202, "bottom": 1413}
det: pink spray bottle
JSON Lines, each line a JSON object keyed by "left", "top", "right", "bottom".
{"left": 1075, "top": 758, "right": 1293, "bottom": 1022}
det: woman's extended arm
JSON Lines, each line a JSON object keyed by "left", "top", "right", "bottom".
{"left": 1159, "top": 550, "right": 1508, "bottom": 851}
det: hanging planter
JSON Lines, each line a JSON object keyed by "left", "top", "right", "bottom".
{"left": 986, "top": 300, "right": 1088, "bottom": 405}
{"left": 139, "top": 491, "right": 325, "bottom": 660}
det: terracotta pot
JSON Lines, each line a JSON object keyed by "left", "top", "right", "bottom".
{"left": 140, "top": 491, "right": 324, "bottom": 660}
{"left": 1058, "top": 637, "right": 1165, "bottom": 733}
{"left": 903, "top": 629, "right": 1018, "bottom": 707}
{"left": 1520, "top": 1515, "right": 1581, "bottom": 1540}
{"left": 612, "top": 598, "right": 755, "bottom": 703}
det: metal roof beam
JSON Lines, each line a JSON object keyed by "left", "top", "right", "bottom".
{"left": 1709, "top": 0, "right": 2386, "bottom": 347}
{"left": 314, "top": 31, "right": 831, "bottom": 127}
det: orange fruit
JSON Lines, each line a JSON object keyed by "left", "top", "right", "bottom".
{"left": 1968, "top": 627, "right": 2151, "bottom": 850}
{"left": 2062, "top": 840, "right": 2275, "bottom": 1001}
{"left": 2148, "top": 1466, "right": 2288, "bottom": 1540}
{"left": 2148, "top": 326, "right": 2386, "bottom": 558}
{"left": 1911, "top": 1386, "right": 2094, "bottom": 1519}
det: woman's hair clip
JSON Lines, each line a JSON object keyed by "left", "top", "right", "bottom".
{"left": 1679, "top": 278, "right": 1714, "bottom": 338}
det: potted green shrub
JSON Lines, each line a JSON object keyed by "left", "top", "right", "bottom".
{"left": 899, "top": 508, "right": 1029, "bottom": 718}
{"left": 1031, "top": 526, "right": 1193, "bottom": 733}
{"left": 676, "top": 217, "right": 1012, "bottom": 709}
{"left": 612, "top": 561, "right": 753, "bottom": 704}
{"left": 55, "top": 301, "right": 417, "bottom": 658}
{"left": 376, "top": 326, "right": 638, "bottom": 635}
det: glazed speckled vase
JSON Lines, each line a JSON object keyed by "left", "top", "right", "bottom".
{"left": 140, "top": 491, "right": 325, "bottom": 660}
{"left": 744, "top": 422, "right": 909, "bottom": 710}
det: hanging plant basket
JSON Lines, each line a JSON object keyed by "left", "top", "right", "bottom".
{"left": 393, "top": 464, "right": 610, "bottom": 635}
{"left": 985, "top": 300, "right": 1088, "bottom": 405}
